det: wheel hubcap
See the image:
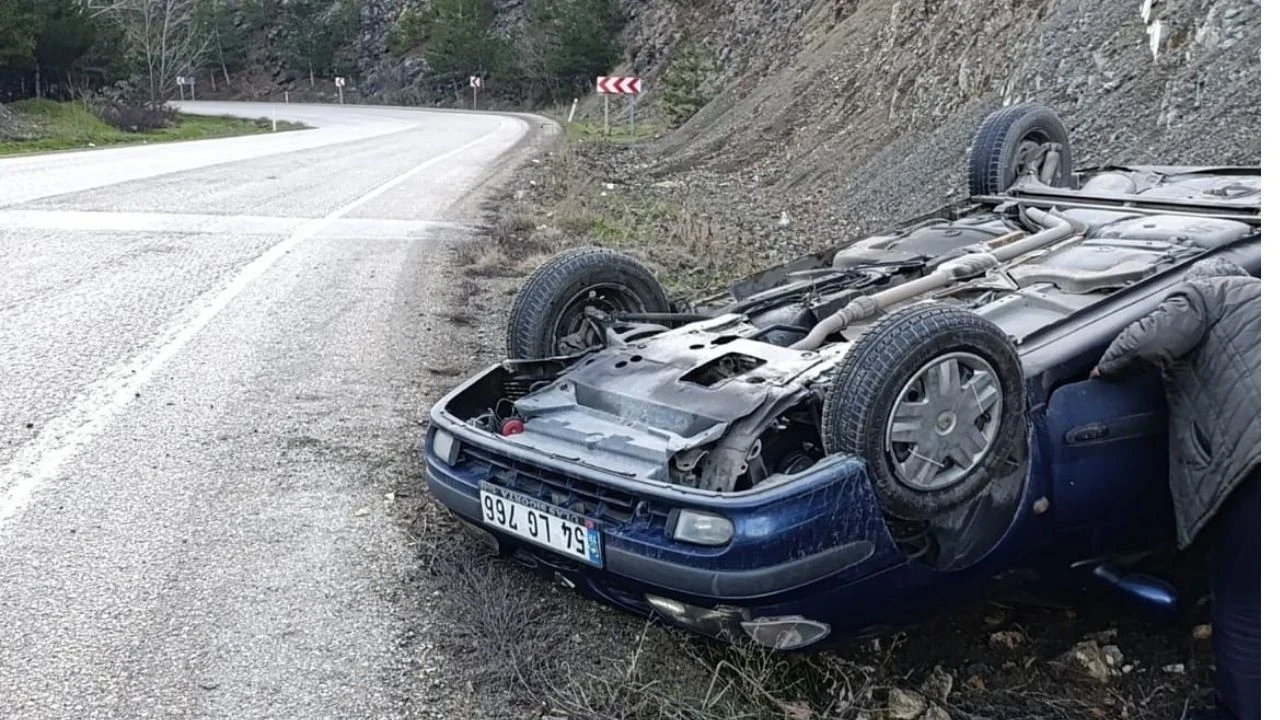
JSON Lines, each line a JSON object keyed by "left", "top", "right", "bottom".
{"left": 884, "top": 352, "right": 1003, "bottom": 492}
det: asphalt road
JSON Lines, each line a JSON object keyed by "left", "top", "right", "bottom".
{"left": 0, "top": 102, "right": 538, "bottom": 719}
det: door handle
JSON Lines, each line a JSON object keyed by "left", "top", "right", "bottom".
{"left": 1064, "top": 412, "right": 1163, "bottom": 447}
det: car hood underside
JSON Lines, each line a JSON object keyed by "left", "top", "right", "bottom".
{"left": 503, "top": 317, "right": 835, "bottom": 483}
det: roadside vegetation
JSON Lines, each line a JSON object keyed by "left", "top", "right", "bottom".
{"left": 454, "top": 134, "right": 772, "bottom": 301}
{"left": 0, "top": 98, "right": 305, "bottom": 156}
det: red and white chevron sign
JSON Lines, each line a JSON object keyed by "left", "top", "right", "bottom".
{"left": 596, "top": 76, "right": 643, "bottom": 95}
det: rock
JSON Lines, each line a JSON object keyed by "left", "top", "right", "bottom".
{"left": 1102, "top": 644, "right": 1124, "bottom": 668}
{"left": 1087, "top": 628, "right": 1118, "bottom": 643}
{"left": 1059, "top": 640, "right": 1115, "bottom": 683}
{"left": 1193, "top": 624, "right": 1213, "bottom": 640}
{"left": 919, "top": 665, "right": 954, "bottom": 703}
{"left": 989, "top": 630, "right": 1025, "bottom": 650}
{"left": 1163, "top": 663, "right": 1186, "bottom": 674}
{"left": 775, "top": 700, "right": 813, "bottom": 719}
{"left": 922, "top": 706, "right": 951, "bottom": 720}
{"left": 778, "top": 210, "right": 792, "bottom": 228}
{"left": 886, "top": 688, "right": 928, "bottom": 719}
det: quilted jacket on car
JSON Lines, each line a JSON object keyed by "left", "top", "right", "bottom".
{"left": 1096, "top": 256, "right": 1261, "bottom": 549}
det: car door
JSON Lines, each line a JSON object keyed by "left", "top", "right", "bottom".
{"left": 1043, "top": 367, "right": 1176, "bottom": 559}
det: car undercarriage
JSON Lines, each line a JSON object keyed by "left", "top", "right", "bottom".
{"left": 444, "top": 162, "right": 1260, "bottom": 497}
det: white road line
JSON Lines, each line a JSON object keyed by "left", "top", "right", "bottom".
{"left": 0, "top": 209, "right": 468, "bottom": 239}
{"left": 0, "top": 119, "right": 519, "bottom": 526}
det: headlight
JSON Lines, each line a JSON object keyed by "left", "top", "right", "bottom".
{"left": 671, "top": 509, "right": 734, "bottom": 546}
{"left": 431, "top": 428, "right": 459, "bottom": 465}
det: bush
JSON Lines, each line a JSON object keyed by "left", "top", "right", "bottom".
{"left": 84, "top": 78, "right": 176, "bottom": 133}
{"left": 94, "top": 102, "right": 175, "bottom": 132}
{"left": 661, "top": 40, "right": 717, "bottom": 127}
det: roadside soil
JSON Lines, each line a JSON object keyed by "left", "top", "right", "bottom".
{"left": 400, "top": 123, "right": 1219, "bottom": 720}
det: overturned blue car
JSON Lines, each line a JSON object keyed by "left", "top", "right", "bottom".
{"left": 424, "top": 104, "right": 1261, "bottom": 650}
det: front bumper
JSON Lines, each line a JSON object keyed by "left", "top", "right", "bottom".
{"left": 423, "top": 391, "right": 912, "bottom": 647}
{"left": 426, "top": 448, "right": 880, "bottom": 599}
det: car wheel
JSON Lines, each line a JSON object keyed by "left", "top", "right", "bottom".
{"left": 820, "top": 302, "right": 1026, "bottom": 521}
{"left": 968, "top": 103, "right": 1073, "bottom": 196}
{"left": 506, "top": 247, "right": 669, "bottom": 359}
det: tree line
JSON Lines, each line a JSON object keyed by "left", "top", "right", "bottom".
{"left": 0, "top": 0, "right": 627, "bottom": 114}
{"left": 0, "top": 0, "right": 357, "bottom": 108}
{"left": 387, "top": 0, "right": 625, "bottom": 104}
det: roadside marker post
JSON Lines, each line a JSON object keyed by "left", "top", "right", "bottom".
{"left": 595, "top": 76, "right": 643, "bottom": 137}
{"left": 335, "top": 76, "right": 345, "bottom": 104}
{"left": 176, "top": 75, "right": 196, "bottom": 101}
{"left": 567, "top": 97, "right": 579, "bottom": 123}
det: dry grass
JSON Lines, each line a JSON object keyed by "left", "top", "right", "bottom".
{"left": 411, "top": 504, "right": 888, "bottom": 720}
{"left": 490, "top": 152, "right": 773, "bottom": 301}
{"left": 416, "top": 515, "right": 1208, "bottom": 720}
{"left": 450, "top": 133, "right": 771, "bottom": 301}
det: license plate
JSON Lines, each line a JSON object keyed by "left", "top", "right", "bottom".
{"left": 479, "top": 483, "right": 603, "bottom": 567}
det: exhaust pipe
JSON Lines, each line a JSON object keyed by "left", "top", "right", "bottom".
{"left": 789, "top": 207, "right": 1074, "bottom": 351}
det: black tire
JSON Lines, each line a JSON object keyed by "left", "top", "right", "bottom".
{"left": 820, "top": 302, "right": 1026, "bottom": 521}
{"left": 506, "top": 247, "right": 669, "bottom": 359}
{"left": 968, "top": 103, "right": 1073, "bottom": 196}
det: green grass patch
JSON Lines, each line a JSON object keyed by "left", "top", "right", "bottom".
{"left": 0, "top": 99, "right": 307, "bottom": 156}
{"left": 566, "top": 119, "right": 664, "bottom": 143}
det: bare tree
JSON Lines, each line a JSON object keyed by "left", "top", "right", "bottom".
{"left": 83, "top": 0, "right": 212, "bottom": 105}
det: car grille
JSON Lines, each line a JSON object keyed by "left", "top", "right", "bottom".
{"left": 460, "top": 443, "right": 669, "bottom": 527}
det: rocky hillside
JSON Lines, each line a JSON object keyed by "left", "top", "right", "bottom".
{"left": 582, "top": 0, "right": 1260, "bottom": 244}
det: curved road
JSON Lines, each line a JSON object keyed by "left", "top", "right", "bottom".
{"left": 0, "top": 102, "right": 539, "bottom": 719}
